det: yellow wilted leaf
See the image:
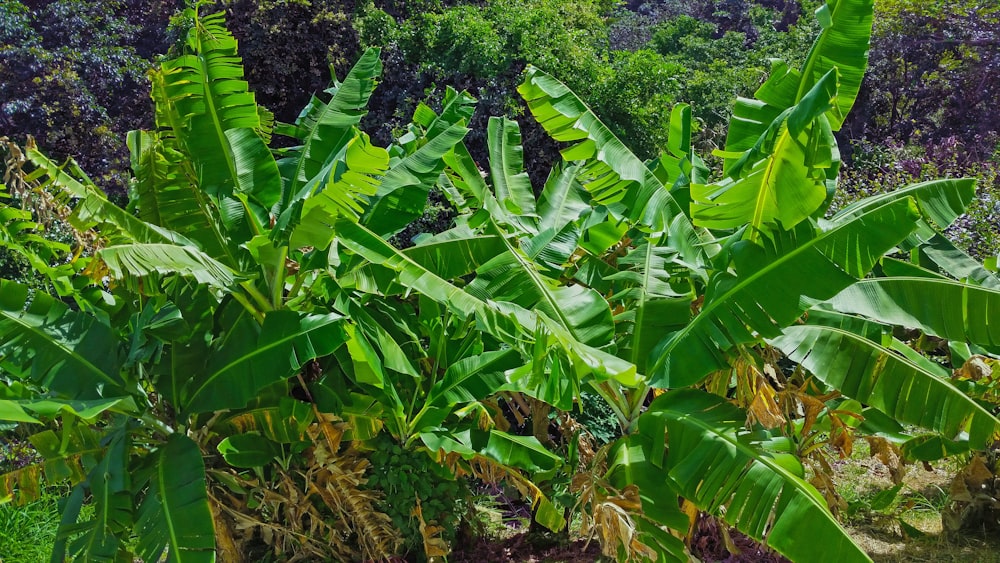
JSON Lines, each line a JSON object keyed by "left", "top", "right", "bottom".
{"left": 413, "top": 497, "right": 450, "bottom": 558}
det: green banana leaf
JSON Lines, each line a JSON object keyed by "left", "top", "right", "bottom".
{"left": 692, "top": 70, "right": 838, "bottom": 238}
{"left": 363, "top": 121, "right": 470, "bottom": 237}
{"left": 487, "top": 117, "right": 537, "bottom": 232}
{"left": 771, "top": 323, "right": 1000, "bottom": 449}
{"left": 649, "top": 197, "right": 919, "bottom": 388}
{"left": 65, "top": 431, "right": 131, "bottom": 560}
{"left": 276, "top": 47, "right": 382, "bottom": 202}
{"left": 832, "top": 178, "right": 976, "bottom": 231}
{"left": 134, "top": 434, "right": 216, "bottom": 563}
{"left": 535, "top": 164, "right": 588, "bottom": 236}
{"left": 181, "top": 310, "right": 348, "bottom": 415}
{"left": 642, "top": 389, "right": 871, "bottom": 563}
{"left": 0, "top": 280, "right": 124, "bottom": 398}
{"left": 798, "top": 0, "right": 874, "bottom": 130}
{"left": 160, "top": 8, "right": 263, "bottom": 199}
{"left": 288, "top": 131, "right": 390, "bottom": 250}
{"left": 127, "top": 95, "right": 237, "bottom": 267}
{"left": 914, "top": 234, "right": 1000, "bottom": 289}
{"left": 518, "top": 67, "right": 696, "bottom": 238}
{"left": 410, "top": 349, "right": 521, "bottom": 432}
{"left": 827, "top": 278, "right": 1000, "bottom": 348}
{"left": 606, "top": 235, "right": 693, "bottom": 372}
{"left": 724, "top": 0, "right": 873, "bottom": 164}
{"left": 217, "top": 432, "right": 283, "bottom": 468}
{"left": 98, "top": 243, "right": 242, "bottom": 294}
{"left": 0, "top": 397, "right": 135, "bottom": 425}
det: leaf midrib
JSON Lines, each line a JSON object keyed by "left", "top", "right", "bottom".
{"left": 1, "top": 309, "right": 121, "bottom": 390}
{"left": 651, "top": 200, "right": 911, "bottom": 377}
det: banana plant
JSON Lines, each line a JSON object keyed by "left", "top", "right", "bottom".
{"left": 508, "top": 0, "right": 998, "bottom": 561}
{"left": 2, "top": 1, "right": 999, "bottom": 562}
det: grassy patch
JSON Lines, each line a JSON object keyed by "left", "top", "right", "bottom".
{"left": 0, "top": 490, "right": 62, "bottom": 563}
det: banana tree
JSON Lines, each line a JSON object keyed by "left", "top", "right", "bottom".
{"left": 508, "top": 0, "right": 1000, "bottom": 561}
{"left": 3, "top": 1, "right": 999, "bottom": 561}
{"left": 0, "top": 6, "right": 620, "bottom": 560}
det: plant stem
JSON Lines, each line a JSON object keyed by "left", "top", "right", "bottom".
{"left": 271, "top": 245, "right": 287, "bottom": 307}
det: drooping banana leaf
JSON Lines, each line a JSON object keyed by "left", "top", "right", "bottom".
{"left": 98, "top": 243, "right": 242, "bottom": 294}
{"left": 0, "top": 280, "right": 124, "bottom": 398}
{"left": 642, "top": 389, "right": 871, "bottom": 563}
{"left": 180, "top": 310, "right": 348, "bottom": 415}
{"left": 134, "top": 434, "right": 216, "bottom": 563}
{"left": 363, "top": 121, "right": 470, "bottom": 237}
{"left": 649, "top": 197, "right": 919, "bottom": 388}
{"left": 827, "top": 277, "right": 1000, "bottom": 348}
{"left": 0, "top": 397, "right": 135, "bottom": 425}
{"left": 344, "top": 234, "right": 507, "bottom": 296}
{"left": 518, "top": 67, "right": 697, "bottom": 242}
{"left": 771, "top": 322, "right": 1000, "bottom": 449}
{"left": 832, "top": 178, "right": 976, "bottom": 231}
{"left": 912, "top": 234, "right": 1000, "bottom": 289}
{"left": 409, "top": 348, "right": 521, "bottom": 433}
{"left": 605, "top": 434, "right": 691, "bottom": 562}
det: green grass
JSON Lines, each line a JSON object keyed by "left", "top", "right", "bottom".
{"left": 0, "top": 484, "right": 97, "bottom": 563}
{"left": 0, "top": 491, "right": 63, "bottom": 563}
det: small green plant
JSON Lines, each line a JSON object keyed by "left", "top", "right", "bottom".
{"left": 365, "top": 433, "right": 465, "bottom": 556}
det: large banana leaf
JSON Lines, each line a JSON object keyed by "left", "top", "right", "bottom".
{"left": 606, "top": 235, "right": 693, "bottom": 372}
{"left": 0, "top": 397, "right": 134, "bottom": 425}
{"left": 0, "top": 280, "right": 124, "bottom": 398}
{"left": 911, "top": 233, "right": 1000, "bottom": 289}
{"left": 287, "top": 132, "right": 390, "bottom": 250}
{"left": 181, "top": 311, "right": 348, "bottom": 415}
{"left": 409, "top": 349, "right": 520, "bottom": 433}
{"left": 276, "top": 47, "right": 382, "bottom": 203}
{"left": 336, "top": 220, "right": 636, "bottom": 386}
{"left": 692, "top": 70, "right": 838, "bottom": 238}
{"left": 344, "top": 234, "right": 507, "bottom": 296}
{"left": 642, "top": 390, "right": 871, "bottom": 563}
{"left": 827, "top": 278, "right": 1000, "bottom": 348}
{"left": 160, "top": 8, "right": 262, "bottom": 199}
{"left": 98, "top": 244, "right": 242, "bottom": 294}
{"left": 518, "top": 67, "right": 696, "bottom": 239}
{"left": 362, "top": 122, "right": 470, "bottom": 237}
{"left": 723, "top": 0, "right": 873, "bottom": 164}
{"left": 771, "top": 322, "right": 1000, "bottom": 449}
{"left": 534, "top": 163, "right": 587, "bottom": 237}
{"left": 64, "top": 431, "right": 132, "bottom": 560}
{"left": 128, "top": 77, "right": 237, "bottom": 266}
{"left": 797, "top": 0, "right": 874, "bottom": 130}
{"left": 135, "top": 434, "right": 216, "bottom": 563}
{"left": 605, "top": 434, "right": 690, "bottom": 562}
{"left": 487, "top": 117, "right": 537, "bottom": 232}
{"left": 649, "top": 198, "right": 919, "bottom": 388}
{"left": 832, "top": 178, "right": 975, "bottom": 230}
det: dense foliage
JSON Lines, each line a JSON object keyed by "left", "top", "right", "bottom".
{"left": 2, "top": 2, "right": 1000, "bottom": 562}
